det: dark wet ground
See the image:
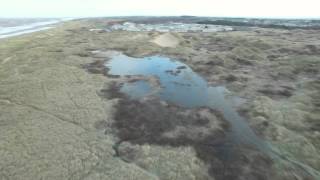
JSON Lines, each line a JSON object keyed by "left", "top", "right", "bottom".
{"left": 110, "top": 97, "right": 274, "bottom": 180}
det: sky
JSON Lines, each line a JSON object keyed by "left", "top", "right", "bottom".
{"left": 1, "top": 0, "right": 320, "bottom": 18}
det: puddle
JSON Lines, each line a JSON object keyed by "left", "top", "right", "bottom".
{"left": 105, "top": 54, "right": 271, "bottom": 152}
{"left": 120, "top": 81, "right": 153, "bottom": 99}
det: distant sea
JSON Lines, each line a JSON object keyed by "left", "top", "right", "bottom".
{"left": 0, "top": 18, "right": 73, "bottom": 39}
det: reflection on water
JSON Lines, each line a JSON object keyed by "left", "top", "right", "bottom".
{"left": 106, "top": 54, "right": 270, "bottom": 151}
{"left": 105, "top": 53, "right": 320, "bottom": 178}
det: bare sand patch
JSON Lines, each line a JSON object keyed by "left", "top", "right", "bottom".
{"left": 152, "top": 33, "right": 179, "bottom": 47}
{"left": 1, "top": 57, "right": 12, "bottom": 64}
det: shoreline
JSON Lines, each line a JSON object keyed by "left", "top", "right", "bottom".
{"left": 0, "top": 18, "right": 74, "bottom": 39}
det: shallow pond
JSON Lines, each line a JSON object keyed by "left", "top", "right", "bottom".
{"left": 105, "top": 54, "right": 271, "bottom": 152}
{"left": 104, "top": 53, "right": 320, "bottom": 177}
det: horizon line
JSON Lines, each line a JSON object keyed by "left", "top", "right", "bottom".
{"left": 1, "top": 15, "right": 320, "bottom": 20}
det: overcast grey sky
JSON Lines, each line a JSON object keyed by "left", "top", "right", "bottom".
{"left": 1, "top": 0, "right": 319, "bottom": 18}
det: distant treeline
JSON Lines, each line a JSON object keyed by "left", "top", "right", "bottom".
{"left": 197, "top": 20, "right": 320, "bottom": 30}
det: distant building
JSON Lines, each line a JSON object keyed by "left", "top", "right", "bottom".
{"left": 109, "top": 22, "right": 233, "bottom": 33}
